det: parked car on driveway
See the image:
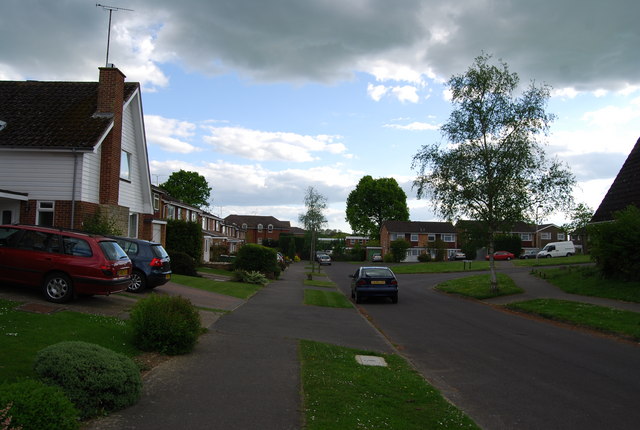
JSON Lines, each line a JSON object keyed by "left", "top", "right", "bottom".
{"left": 350, "top": 266, "right": 398, "bottom": 304}
{"left": 372, "top": 253, "right": 383, "bottom": 262}
{"left": 486, "top": 251, "right": 515, "bottom": 261}
{"left": 520, "top": 249, "right": 539, "bottom": 259}
{"left": 317, "top": 254, "right": 332, "bottom": 265}
{"left": 537, "top": 241, "right": 575, "bottom": 258}
{"left": 452, "top": 251, "right": 466, "bottom": 260}
{"left": 0, "top": 224, "right": 131, "bottom": 303}
{"left": 109, "top": 236, "right": 171, "bottom": 292}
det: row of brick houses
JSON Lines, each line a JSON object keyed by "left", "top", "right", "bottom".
{"left": 380, "top": 220, "right": 571, "bottom": 262}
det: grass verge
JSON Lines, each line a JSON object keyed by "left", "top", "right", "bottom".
{"left": 513, "top": 254, "right": 591, "bottom": 267}
{"left": 304, "top": 279, "right": 336, "bottom": 288}
{"left": 303, "top": 289, "right": 353, "bottom": 308}
{"left": 391, "top": 261, "right": 490, "bottom": 274}
{"left": 197, "top": 266, "right": 234, "bottom": 277}
{"left": 533, "top": 265, "right": 640, "bottom": 303}
{"left": 436, "top": 273, "right": 524, "bottom": 299}
{"left": 300, "top": 340, "right": 479, "bottom": 429}
{"left": 505, "top": 299, "right": 640, "bottom": 341}
{"left": 0, "top": 298, "right": 138, "bottom": 382}
{"left": 171, "top": 274, "right": 262, "bottom": 299}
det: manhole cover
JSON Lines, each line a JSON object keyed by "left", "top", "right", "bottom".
{"left": 355, "top": 355, "right": 388, "bottom": 367}
{"left": 17, "top": 303, "right": 61, "bottom": 314}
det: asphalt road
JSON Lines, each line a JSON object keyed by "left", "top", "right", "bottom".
{"left": 325, "top": 262, "right": 640, "bottom": 430}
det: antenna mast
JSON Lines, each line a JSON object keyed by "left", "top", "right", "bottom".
{"left": 96, "top": 3, "right": 133, "bottom": 67}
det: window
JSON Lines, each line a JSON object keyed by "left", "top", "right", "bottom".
{"left": 520, "top": 233, "right": 532, "bottom": 241}
{"left": 166, "top": 205, "right": 175, "bottom": 220}
{"left": 442, "top": 234, "right": 455, "bottom": 243}
{"left": 257, "top": 237, "right": 263, "bottom": 244}
{"left": 177, "top": 208, "right": 182, "bottom": 220}
{"left": 390, "top": 233, "right": 398, "bottom": 241}
{"left": 120, "top": 151, "right": 131, "bottom": 180}
{"left": 268, "top": 224, "right": 273, "bottom": 232}
{"left": 128, "top": 213, "right": 138, "bottom": 238}
{"left": 2, "top": 210, "right": 12, "bottom": 224}
{"left": 153, "top": 194, "right": 160, "bottom": 211}
{"left": 410, "top": 234, "right": 419, "bottom": 242}
{"left": 257, "top": 224, "right": 263, "bottom": 232}
{"left": 191, "top": 212, "right": 198, "bottom": 222}
{"left": 37, "top": 201, "right": 54, "bottom": 227}
{"left": 541, "top": 232, "right": 551, "bottom": 240}
{"left": 428, "top": 234, "right": 435, "bottom": 242}
{"left": 557, "top": 232, "right": 565, "bottom": 240}
{"left": 242, "top": 223, "right": 247, "bottom": 230}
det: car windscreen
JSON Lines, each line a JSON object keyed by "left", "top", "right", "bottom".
{"left": 362, "top": 268, "right": 393, "bottom": 278}
{"left": 150, "top": 244, "right": 169, "bottom": 258}
{"left": 99, "top": 241, "right": 129, "bottom": 261}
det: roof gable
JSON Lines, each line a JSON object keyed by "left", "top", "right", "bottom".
{"left": 592, "top": 137, "right": 640, "bottom": 223}
{"left": 0, "top": 80, "right": 137, "bottom": 150}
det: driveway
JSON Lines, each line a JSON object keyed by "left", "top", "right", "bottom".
{"left": 326, "top": 262, "right": 640, "bottom": 430}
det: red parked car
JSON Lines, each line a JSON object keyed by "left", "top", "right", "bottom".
{"left": 485, "top": 251, "right": 515, "bottom": 261}
{"left": 0, "top": 224, "right": 132, "bottom": 303}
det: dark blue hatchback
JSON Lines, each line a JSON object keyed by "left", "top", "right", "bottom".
{"left": 350, "top": 266, "right": 398, "bottom": 304}
{"left": 110, "top": 236, "right": 171, "bottom": 292}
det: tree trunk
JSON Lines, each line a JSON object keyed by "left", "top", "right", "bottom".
{"left": 488, "top": 238, "right": 498, "bottom": 293}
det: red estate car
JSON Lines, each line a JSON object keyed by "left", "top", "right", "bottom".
{"left": 485, "top": 251, "right": 515, "bottom": 261}
{"left": 0, "top": 224, "right": 132, "bottom": 303}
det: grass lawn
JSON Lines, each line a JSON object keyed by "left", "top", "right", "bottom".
{"left": 505, "top": 299, "right": 640, "bottom": 341}
{"left": 171, "top": 274, "right": 262, "bottom": 299}
{"left": 436, "top": 273, "right": 524, "bottom": 299}
{"left": 300, "top": 340, "right": 479, "bottom": 430}
{"left": 513, "top": 254, "right": 592, "bottom": 267}
{"left": 0, "top": 299, "right": 138, "bottom": 383}
{"left": 304, "top": 279, "right": 336, "bottom": 288}
{"left": 391, "top": 260, "right": 490, "bottom": 274}
{"left": 197, "top": 266, "right": 234, "bottom": 277}
{"left": 303, "top": 289, "right": 353, "bottom": 308}
{"left": 306, "top": 272, "right": 328, "bottom": 278}
{"left": 533, "top": 266, "right": 640, "bottom": 303}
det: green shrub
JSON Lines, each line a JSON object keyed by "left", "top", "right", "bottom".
{"left": 231, "top": 270, "right": 269, "bottom": 286}
{"left": 383, "top": 253, "right": 395, "bottom": 263}
{"left": 589, "top": 205, "right": 640, "bottom": 281}
{"left": 234, "top": 244, "right": 280, "bottom": 278}
{"left": 417, "top": 252, "right": 431, "bottom": 262}
{"left": 390, "top": 239, "right": 410, "bottom": 263}
{"left": 33, "top": 342, "right": 141, "bottom": 419}
{"left": 166, "top": 219, "right": 203, "bottom": 261}
{"left": 130, "top": 295, "right": 202, "bottom": 355}
{"left": 169, "top": 251, "right": 199, "bottom": 276}
{"left": 0, "top": 379, "right": 79, "bottom": 430}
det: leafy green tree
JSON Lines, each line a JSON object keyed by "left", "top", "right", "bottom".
{"left": 413, "top": 54, "right": 575, "bottom": 291}
{"left": 346, "top": 176, "right": 410, "bottom": 240}
{"left": 161, "top": 170, "right": 212, "bottom": 208}
{"left": 562, "top": 203, "right": 593, "bottom": 253}
{"left": 389, "top": 238, "right": 410, "bottom": 263}
{"left": 298, "top": 187, "right": 328, "bottom": 272}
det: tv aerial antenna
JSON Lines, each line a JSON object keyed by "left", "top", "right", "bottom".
{"left": 96, "top": 3, "right": 133, "bottom": 67}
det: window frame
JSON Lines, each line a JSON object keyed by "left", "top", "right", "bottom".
{"left": 36, "top": 201, "right": 54, "bottom": 227}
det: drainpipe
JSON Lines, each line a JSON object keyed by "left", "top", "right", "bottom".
{"left": 71, "top": 148, "right": 79, "bottom": 229}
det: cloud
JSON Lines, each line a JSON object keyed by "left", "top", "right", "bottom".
{"left": 144, "top": 115, "right": 201, "bottom": 153}
{"left": 201, "top": 126, "right": 348, "bottom": 162}
{"left": 384, "top": 121, "right": 439, "bottom": 131}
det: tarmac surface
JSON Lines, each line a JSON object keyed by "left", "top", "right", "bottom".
{"left": 4, "top": 260, "right": 639, "bottom": 429}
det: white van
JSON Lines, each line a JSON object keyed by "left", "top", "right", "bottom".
{"left": 537, "top": 241, "right": 575, "bottom": 258}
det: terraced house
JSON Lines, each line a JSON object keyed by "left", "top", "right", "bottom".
{"left": 380, "top": 220, "right": 458, "bottom": 262}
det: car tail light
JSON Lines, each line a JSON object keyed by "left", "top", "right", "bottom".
{"left": 100, "top": 264, "right": 114, "bottom": 277}
{"left": 150, "top": 258, "right": 164, "bottom": 268}
{"left": 356, "top": 279, "right": 367, "bottom": 286}
{"left": 390, "top": 279, "right": 398, "bottom": 285}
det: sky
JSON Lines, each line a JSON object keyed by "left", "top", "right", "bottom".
{"left": 2, "top": 0, "right": 639, "bottom": 232}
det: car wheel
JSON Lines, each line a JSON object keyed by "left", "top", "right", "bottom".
{"left": 128, "top": 270, "right": 147, "bottom": 293}
{"left": 546, "top": 255, "right": 552, "bottom": 258}
{"left": 43, "top": 273, "right": 74, "bottom": 303}
{"left": 507, "top": 257, "right": 511, "bottom": 260}
{"left": 355, "top": 291, "right": 362, "bottom": 304}
{"left": 391, "top": 294, "right": 398, "bottom": 304}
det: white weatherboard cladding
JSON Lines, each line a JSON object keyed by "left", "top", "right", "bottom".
{"left": 0, "top": 151, "right": 78, "bottom": 200}
{"left": 119, "top": 94, "right": 152, "bottom": 214}
{"left": 80, "top": 147, "right": 101, "bottom": 203}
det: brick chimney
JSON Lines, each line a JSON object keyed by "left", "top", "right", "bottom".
{"left": 97, "top": 66, "right": 126, "bottom": 206}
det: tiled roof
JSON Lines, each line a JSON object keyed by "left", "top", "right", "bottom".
{"left": 225, "top": 215, "right": 291, "bottom": 229}
{"left": 381, "top": 220, "right": 456, "bottom": 233}
{"left": 592, "top": 137, "right": 640, "bottom": 223}
{"left": 0, "top": 80, "right": 137, "bottom": 150}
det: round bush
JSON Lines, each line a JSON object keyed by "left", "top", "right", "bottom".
{"left": 168, "top": 251, "right": 198, "bottom": 276}
{"left": 130, "top": 294, "right": 201, "bottom": 355}
{"left": 33, "top": 341, "right": 142, "bottom": 419}
{"left": 0, "top": 379, "right": 79, "bottom": 430}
